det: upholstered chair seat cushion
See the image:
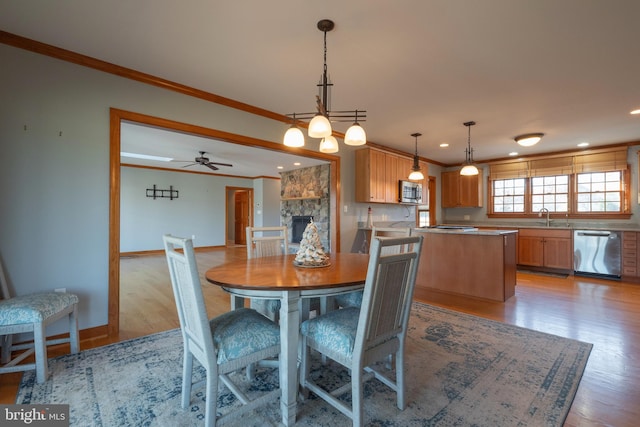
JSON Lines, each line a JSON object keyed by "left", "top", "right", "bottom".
{"left": 0, "top": 292, "right": 79, "bottom": 325}
{"left": 300, "top": 307, "right": 360, "bottom": 364}
{"left": 211, "top": 308, "right": 280, "bottom": 364}
{"left": 334, "top": 291, "right": 363, "bottom": 309}
{"left": 250, "top": 299, "right": 281, "bottom": 316}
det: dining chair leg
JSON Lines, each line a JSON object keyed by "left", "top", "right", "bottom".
{"left": 33, "top": 322, "right": 48, "bottom": 384}
{"left": 69, "top": 305, "right": 80, "bottom": 354}
{"left": 181, "top": 352, "right": 193, "bottom": 409}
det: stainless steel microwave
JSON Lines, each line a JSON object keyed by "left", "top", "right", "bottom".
{"left": 399, "top": 180, "right": 423, "bottom": 204}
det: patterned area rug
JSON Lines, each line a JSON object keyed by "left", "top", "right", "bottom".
{"left": 16, "top": 303, "right": 592, "bottom": 426}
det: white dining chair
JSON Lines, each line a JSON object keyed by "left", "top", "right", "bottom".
{"left": 163, "top": 234, "right": 280, "bottom": 427}
{"left": 245, "top": 226, "right": 289, "bottom": 321}
{"left": 299, "top": 235, "right": 423, "bottom": 427}
{"left": 334, "top": 226, "right": 412, "bottom": 309}
{"left": 0, "top": 257, "right": 79, "bottom": 383}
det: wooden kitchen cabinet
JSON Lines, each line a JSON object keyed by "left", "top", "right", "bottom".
{"left": 518, "top": 228, "right": 573, "bottom": 270}
{"left": 441, "top": 169, "right": 483, "bottom": 208}
{"left": 355, "top": 148, "right": 417, "bottom": 204}
{"left": 355, "top": 148, "right": 386, "bottom": 203}
{"left": 622, "top": 232, "right": 640, "bottom": 281}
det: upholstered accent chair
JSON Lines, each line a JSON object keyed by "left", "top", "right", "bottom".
{"left": 163, "top": 234, "right": 280, "bottom": 427}
{"left": 300, "top": 235, "right": 423, "bottom": 427}
{"left": 0, "top": 257, "right": 79, "bottom": 383}
{"left": 334, "top": 226, "right": 412, "bottom": 309}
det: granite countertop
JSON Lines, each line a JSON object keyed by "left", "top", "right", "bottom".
{"left": 441, "top": 222, "right": 640, "bottom": 232}
{"left": 413, "top": 227, "right": 518, "bottom": 236}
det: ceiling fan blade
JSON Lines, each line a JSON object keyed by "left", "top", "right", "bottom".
{"left": 204, "top": 163, "right": 219, "bottom": 171}
{"left": 209, "top": 162, "right": 233, "bottom": 167}
{"left": 181, "top": 163, "right": 196, "bottom": 168}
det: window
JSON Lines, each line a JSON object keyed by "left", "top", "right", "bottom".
{"left": 487, "top": 148, "right": 629, "bottom": 218}
{"left": 492, "top": 178, "right": 525, "bottom": 212}
{"left": 531, "top": 175, "right": 569, "bottom": 212}
{"left": 576, "top": 171, "right": 622, "bottom": 212}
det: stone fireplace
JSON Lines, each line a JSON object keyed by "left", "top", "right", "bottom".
{"left": 280, "top": 164, "right": 330, "bottom": 251}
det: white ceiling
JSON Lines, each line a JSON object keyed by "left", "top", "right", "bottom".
{"left": 120, "top": 121, "right": 328, "bottom": 177}
{"left": 2, "top": 0, "right": 640, "bottom": 172}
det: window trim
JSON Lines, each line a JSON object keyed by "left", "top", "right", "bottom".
{"left": 487, "top": 170, "right": 631, "bottom": 219}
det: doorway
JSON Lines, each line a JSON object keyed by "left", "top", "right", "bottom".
{"left": 109, "top": 108, "right": 341, "bottom": 336}
{"left": 228, "top": 187, "right": 252, "bottom": 246}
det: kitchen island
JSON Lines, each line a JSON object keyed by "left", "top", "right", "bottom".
{"left": 413, "top": 227, "right": 518, "bottom": 302}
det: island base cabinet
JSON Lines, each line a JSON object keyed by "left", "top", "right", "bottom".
{"left": 415, "top": 231, "right": 516, "bottom": 302}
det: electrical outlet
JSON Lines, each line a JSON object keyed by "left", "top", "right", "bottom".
{"left": 192, "top": 235, "right": 196, "bottom": 240}
{"left": 54, "top": 288, "right": 66, "bottom": 293}
{"left": 343, "top": 205, "right": 348, "bottom": 213}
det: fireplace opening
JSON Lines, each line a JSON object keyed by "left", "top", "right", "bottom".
{"left": 291, "top": 216, "right": 313, "bottom": 244}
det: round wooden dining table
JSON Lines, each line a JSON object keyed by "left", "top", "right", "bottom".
{"left": 205, "top": 252, "right": 370, "bottom": 427}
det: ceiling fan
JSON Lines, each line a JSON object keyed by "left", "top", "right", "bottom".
{"left": 176, "top": 151, "right": 233, "bottom": 171}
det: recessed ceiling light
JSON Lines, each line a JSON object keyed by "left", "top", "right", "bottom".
{"left": 509, "top": 152, "right": 518, "bottom": 156}
{"left": 120, "top": 152, "right": 173, "bottom": 162}
{"left": 577, "top": 142, "right": 589, "bottom": 147}
{"left": 277, "top": 166, "right": 284, "bottom": 170}
{"left": 631, "top": 109, "right": 640, "bottom": 115}
{"left": 439, "top": 143, "right": 449, "bottom": 148}
{"left": 294, "top": 162, "right": 301, "bottom": 166}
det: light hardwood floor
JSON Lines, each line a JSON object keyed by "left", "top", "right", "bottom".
{"left": 2, "top": 247, "right": 639, "bottom": 427}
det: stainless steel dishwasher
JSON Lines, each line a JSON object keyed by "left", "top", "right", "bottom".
{"left": 573, "top": 230, "right": 621, "bottom": 278}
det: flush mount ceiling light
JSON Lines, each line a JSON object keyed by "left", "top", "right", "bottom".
{"left": 460, "top": 121, "right": 479, "bottom": 176}
{"left": 408, "top": 133, "right": 424, "bottom": 181}
{"left": 283, "top": 19, "right": 367, "bottom": 153}
{"left": 514, "top": 132, "right": 544, "bottom": 147}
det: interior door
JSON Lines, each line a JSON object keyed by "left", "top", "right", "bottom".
{"left": 234, "top": 191, "right": 249, "bottom": 245}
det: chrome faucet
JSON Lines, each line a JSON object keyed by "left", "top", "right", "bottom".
{"left": 538, "top": 207, "right": 550, "bottom": 227}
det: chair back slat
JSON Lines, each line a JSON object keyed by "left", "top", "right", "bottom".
{"left": 356, "top": 236, "right": 423, "bottom": 354}
{"left": 371, "top": 227, "right": 412, "bottom": 255}
{"left": 246, "top": 226, "right": 288, "bottom": 259}
{"left": 163, "top": 235, "right": 214, "bottom": 362}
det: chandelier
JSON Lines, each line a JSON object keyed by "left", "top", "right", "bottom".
{"left": 283, "top": 19, "right": 367, "bottom": 153}
{"left": 460, "top": 121, "right": 479, "bottom": 176}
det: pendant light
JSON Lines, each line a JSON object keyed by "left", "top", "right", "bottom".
{"left": 460, "top": 121, "right": 479, "bottom": 176}
{"left": 284, "top": 19, "right": 367, "bottom": 152}
{"left": 408, "top": 133, "right": 424, "bottom": 181}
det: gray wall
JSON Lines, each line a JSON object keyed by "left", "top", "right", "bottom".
{"left": 120, "top": 167, "right": 257, "bottom": 251}
{"left": 0, "top": 43, "right": 346, "bottom": 332}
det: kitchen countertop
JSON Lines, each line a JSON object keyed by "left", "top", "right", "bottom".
{"left": 413, "top": 227, "right": 518, "bottom": 236}
{"left": 441, "top": 222, "right": 640, "bottom": 232}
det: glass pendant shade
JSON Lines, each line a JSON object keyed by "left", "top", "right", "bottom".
{"left": 308, "top": 114, "right": 332, "bottom": 138}
{"left": 344, "top": 123, "right": 367, "bottom": 146}
{"left": 319, "top": 135, "right": 339, "bottom": 153}
{"left": 408, "top": 169, "right": 424, "bottom": 180}
{"left": 283, "top": 125, "right": 305, "bottom": 147}
{"left": 460, "top": 164, "right": 479, "bottom": 176}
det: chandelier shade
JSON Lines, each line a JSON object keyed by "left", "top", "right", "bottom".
{"left": 308, "top": 114, "right": 332, "bottom": 138}
{"left": 344, "top": 121, "right": 367, "bottom": 146}
{"left": 319, "top": 135, "right": 339, "bottom": 153}
{"left": 460, "top": 121, "right": 479, "bottom": 176}
{"left": 283, "top": 19, "right": 366, "bottom": 152}
{"left": 283, "top": 124, "right": 305, "bottom": 147}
